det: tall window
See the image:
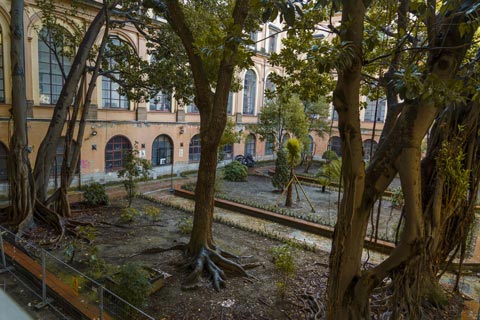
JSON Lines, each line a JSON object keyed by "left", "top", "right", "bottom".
{"left": 332, "top": 108, "right": 339, "bottom": 120}
{"left": 223, "top": 144, "right": 233, "bottom": 160}
{"left": 227, "top": 92, "right": 233, "bottom": 114}
{"left": 268, "top": 27, "right": 278, "bottom": 53}
{"left": 282, "top": 133, "right": 290, "bottom": 146}
{"left": 364, "top": 98, "right": 386, "bottom": 122}
{"left": 264, "top": 75, "right": 275, "bottom": 104}
{"left": 38, "top": 27, "right": 73, "bottom": 105}
{"left": 243, "top": 70, "right": 256, "bottom": 115}
{"left": 248, "top": 31, "right": 257, "bottom": 50}
{"left": 51, "top": 139, "right": 79, "bottom": 177}
{"left": 363, "top": 139, "right": 378, "bottom": 161}
{"left": 328, "top": 136, "right": 342, "bottom": 157}
{"left": 245, "top": 134, "right": 256, "bottom": 156}
{"left": 102, "top": 37, "right": 130, "bottom": 109}
{"left": 105, "top": 135, "right": 132, "bottom": 172}
{"left": 0, "top": 142, "right": 7, "bottom": 181}
{"left": 189, "top": 135, "right": 201, "bottom": 162}
{"left": 265, "top": 134, "right": 275, "bottom": 155}
{"left": 152, "top": 135, "right": 173, "bottom": 166}
{"left": 150, "top": 91, "right": 171, "bottom": 112}
{"left": 308, "top": 135, "right": 315, "bottom": 154}
{"left": 0, "top": 28, "right": 5, "bottom": 103}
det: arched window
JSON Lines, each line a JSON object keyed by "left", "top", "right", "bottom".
{"left": 363, "top": 139, "right": 378, "bottom": 161}
{"left": 244, "top": 134, "right": 256, "bottom": 156}
{"left": 105, "top": 135, "right": 132, "bottom": 172}
{"left": 282, "top": 133, "right": 290, "bottom": 146}
{"left": 189, "top": 135, "right": 201, "bottom": 162}
{"left": 308, "top": 135, "right": 315, "bottom": 154}
{"left": 265, "top": 134, "right": 275, "bottom": 155}
{"left": 243, "top": 70, "right": 256, "bottom": 114}
{"left": 0, "top": 142, "right": 8, "bottom": 181}
{"left": 51, "top": 139, "right": 79, "bottom": 177}
{"left": 38, "top": 26, "right": 73, "bottom": 105}
{"left": 152, "top": 135, "right": 173, "bottom": 166}
{"left": 0, "top": 27, "right": 5, "bottom": 103}
{"left": 328, "top": 136, "right": 342, "bottom": 157}
{"left": 102, "top": 37, "right": 131, "bottom": 109}
{"left": 150, "top": 91, "right": 171, "bottom": 112}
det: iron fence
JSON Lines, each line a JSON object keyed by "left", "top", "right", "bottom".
{"left": 0, "top": 225, "right": 155, "bottom": 320}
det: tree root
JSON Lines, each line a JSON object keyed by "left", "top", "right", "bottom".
{"left": 181, "top": 246, "right": 256, "bottom": 291}
{"left": 300, "top": 290, "right": 325, "bottom": 320}
{"left": 129, "top": 243, "right": 187, "bottom": 258}
{"left": 129, "top": 243, "right": 257, "bottom": 290}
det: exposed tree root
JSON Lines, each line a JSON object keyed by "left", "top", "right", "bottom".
{"left": 129, "top": 243, "right": 187, "bottom": 258}
{"left": 130, "top": 243, "right": 256, "bottom": 291}
{"left": 300, "top": 290, "right": 325, "bottom": 320}
{"left": 181, "top": 245, "right": 255, "bottom": 291}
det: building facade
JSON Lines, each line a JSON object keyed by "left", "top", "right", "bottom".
{"left": 0, "top": 0, "right": 384, "bottom": 194}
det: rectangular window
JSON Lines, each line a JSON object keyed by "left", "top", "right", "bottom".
{"left": 187, "top": 102, "right": 199, "bottom": 113}
{"left": 150, "top": 91, "right": 172, "bottom": 112}
{"left": 268, "top": 27, "right": 278, "bottom": 53}
{"left": 364, "top": 98, "right": 386, "bottom": 122}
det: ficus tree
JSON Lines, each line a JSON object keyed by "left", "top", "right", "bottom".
{"left": 272, "top": 0, "right": 480, "bottom": 318}
{"left": 113, "top": 0, "right": 303, "bottom": 290}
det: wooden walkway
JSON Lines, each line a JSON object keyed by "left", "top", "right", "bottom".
{"left": 3, "top": 241, "right": 112, "bottom": 320}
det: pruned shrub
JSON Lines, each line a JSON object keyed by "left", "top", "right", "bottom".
{"left": 322, "top": 150, "right": 339, "bottom": 162}
{"left": 223, "top": 161, "right": 248, "bottom": 182}
{"left": 83, "top": 182, "right": 109, "bottom": 206}
{"left": 272, "top": 148, "right": 289, "bottom": 191}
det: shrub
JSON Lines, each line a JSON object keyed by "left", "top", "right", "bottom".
{"left": 322, "top": 150, "right": 339, "bottom": 162}
{"left": 176, "top": 217, "right": 193, "bottom": 235}
{"left": 223, "top": 161, "right": 248, "bottom": 182}
{"left": 114, "top": 263, "right": 151, "bottom": 308}
{"left": 143, "top": 205, "right": 161, "bottom": 223}
{"left": 117, "top": 142, "right": 152, "bottom": 207}
{"left": 83, "top": 182, "right": 109, "bottom": 206}
{"left": 120, "top": 207, "right": 140, "bottom": 223}
{"left": 316, "top": 159, "right": 342, "bottom": 191}
{"left": 272, "top": 148, "right": 289, "bottom": 191}
{"left": 270, "top": 244, "right": 295, "bottom": 299}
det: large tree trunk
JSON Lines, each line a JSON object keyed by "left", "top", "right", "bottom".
{"left": 49, "top": 25, "right": 110, "bottom": 216}
{"left": 327, "top": 0, "right": 479, "bottom": 318}
{"left": 163, "top": 0, "right": 252, "bottom": 290}
{"left": 326, "top": 1, "right": 369, "bottom": 318}
{"left": 33, "top": 6, "right": 108, "bottom": 202}
{"left": 7, "top": 0, "right": 35, "bottom": 231}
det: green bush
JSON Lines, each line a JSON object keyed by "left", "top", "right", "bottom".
{"left": 272, "top": 148, "right": 290, "bottom": 191}
{"left": 270, "top": 244, "right": 295, "bottom": 299}
{"left": 317, "top": 159, "right": 342, "bottom": 189}
{"left": 176, "top": 217, "right": 193, "bottom": 235}
{"left": 322, "top": 150, "right": 339, "bottom": 161}
{"left": 83, "top": 182, "right": 109, "bottom": 206}
{"left": 120, "top": 207, "right": 140, "bottom": 223}
{"left": 114, "top": 263, "right": 151, "bottom": 308}
{"left": 223, "top": 161, "right": 248, "bottom": 182}
{"left": 143, "top": 205, "right": 161, "bottom": 223}
{"left": 117, "top": 142, "right": 152, "bottom": 207}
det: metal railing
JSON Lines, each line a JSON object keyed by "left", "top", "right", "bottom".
{"left": 0, "top": 225, "right": 155, "bottom": 320}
